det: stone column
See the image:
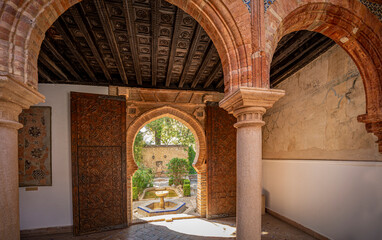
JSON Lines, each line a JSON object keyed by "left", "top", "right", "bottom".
{"left": 220, "top": 87, "right": 284, "bottom": 240}
{"left": 0, "top": 76, "right": 44, "bottom": 240}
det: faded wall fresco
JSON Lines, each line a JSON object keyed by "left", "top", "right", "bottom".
{"left": 263, "top": 45, "right": 382, "bottom": 161}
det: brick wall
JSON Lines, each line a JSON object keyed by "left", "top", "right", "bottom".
{"left": 206, "top": 105, "right": 237, "bottom": 218}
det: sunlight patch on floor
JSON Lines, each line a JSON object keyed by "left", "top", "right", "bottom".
{"left": 149, "top": 218, "right": 236, "bottom": 238}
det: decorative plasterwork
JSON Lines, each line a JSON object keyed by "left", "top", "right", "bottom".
{"left": 259, "top": 0, "right": 382, "bottom": 20}
{"left": 193, "top": 107, "right": 206, "bottom": 121}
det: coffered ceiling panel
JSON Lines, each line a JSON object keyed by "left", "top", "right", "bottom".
{"left": 39, "top": 0, "right": 336, "bottom": 91}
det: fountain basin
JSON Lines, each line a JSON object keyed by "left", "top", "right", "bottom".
{"left": 137, "top": 200, "right": 186, "bottom": 217}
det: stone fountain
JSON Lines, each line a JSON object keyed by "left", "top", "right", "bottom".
{"left": 137, "top": 188, "right": 186, "bottom": 217}
{"left": 156, "top": 190, "right": 169, "bottom": 209}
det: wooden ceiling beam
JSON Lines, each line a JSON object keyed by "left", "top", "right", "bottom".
{"left": 203, "top": 61, "right": 221, "bottom": 88}
{"left": 216, "top": 78, "right": 224, "bottom": 89}
{"left": 178, "top": 25, "right": 203, "bottom": 88}
{"left": 271, "top": 31, "right": 316, "bottom": 67}
{"left": 165, "top": 8, "right": 183, "bottom": 87}
{"left": 38, "top": 67, "right": 54, "bottom": 83}
{"left": 271, "top": 34, "right": 334, "bottom": 84}
{"left": 42, "top": 39, "right": 82, "bottom": 81}
{"left": 39, "top": 51, "right": 69, "bottom": 81}
{"left": 54, "top": 19, "right": 98, "bottom": 82}
{"left": 151, "top": 0, "right": 159, "bottom": 86}
{"left": 123, "top": 0, "right": 143, "bottom": 85}
{"left": 271, "top": 37, "right": 335, "bottom": 87}
{"left": 191, "top": 43, "right": 214, "bottom": 88}
{"left": 70, "top": 6, "right": 113, "bottom": 82}
{"left": 94, "top": 0, "right": 129, "bottom": 84}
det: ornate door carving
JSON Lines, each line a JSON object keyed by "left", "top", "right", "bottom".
{"left": 206, "top": 104, "right": 237, "bottom": 218}
{"left": 71, "top": 92, "right": 127, "bottom": 235}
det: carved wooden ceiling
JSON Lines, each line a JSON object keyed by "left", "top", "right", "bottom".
{"left": 38, "top": 0, "right": 335, "bottom": 91}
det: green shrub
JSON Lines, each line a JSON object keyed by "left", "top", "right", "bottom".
{"left": 169, "top": 178, "right": 173, "bottom": 186}
{"left": 132, "top": 167, "right": 154, "bottom": 194}
{"left": 132, "top": 187, "right": 139, "bottom": 201}
{"left": 182, "top": 179, "right": 190, "bottom": 185}
{"left": 183, "top": 184, "right": 191, "bottom": 197}
{"left": 167, "top": 158, "right": 189, "bottom": 185}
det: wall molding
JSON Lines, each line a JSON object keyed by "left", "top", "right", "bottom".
{"left": 20, "top": 226, "right": 72, "bottom": 237}
{"left": 263, "top": 158, "right": 382, "bottom": 163}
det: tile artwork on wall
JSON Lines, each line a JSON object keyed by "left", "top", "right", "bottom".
{"left": 18, "top": 106, "right": 52, "bottom": 187}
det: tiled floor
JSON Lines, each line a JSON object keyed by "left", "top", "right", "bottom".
{"left": 21, "top": 214, "right": 317, "bottom": 240}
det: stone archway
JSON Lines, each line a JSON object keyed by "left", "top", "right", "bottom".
{"left": 265, "top": 0, "right": 382, "bottom": 151}
{"left": 0, "top": 0, "right": 251, "bottom": 94}
{"left": 126, "top": 105, "right": 208, "bottom": 221}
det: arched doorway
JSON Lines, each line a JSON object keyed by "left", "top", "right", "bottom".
{"left": 126, "top": 106, "right": 207, "bottom": 222}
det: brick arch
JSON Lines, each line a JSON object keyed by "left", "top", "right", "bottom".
{"left": 126, "top": 106, "right": 207, "bottom": 176}
{"left": 265, "top": 0, "right": 382, "bottom": 151}
{"left": 0, "top": 0, "right": 252, "bottom": 93}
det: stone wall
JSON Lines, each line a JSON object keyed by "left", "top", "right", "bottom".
{"left": 263, "top": 44, "right": 382, "bottom": 161}
{"left": 141, "top": 145, "right": 188, "bottom": 177}
{"left": 262, "top": 45, "right": 382, "bottom": 239}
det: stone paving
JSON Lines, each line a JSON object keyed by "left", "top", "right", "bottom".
{"left": 21, "top": 214, "right": 317, "bottom": 240}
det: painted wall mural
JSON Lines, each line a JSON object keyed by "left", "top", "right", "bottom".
{"left": 18, "top": 107, "right": 52, "bottom": 187}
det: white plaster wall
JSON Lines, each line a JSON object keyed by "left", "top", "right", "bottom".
{"left": 263, "top": 45, "right": 382, "bottom": 239}
{"left": 19, "top": 84, "right": 108, "bottom": 230}
{"left": 263, "top": 160, "right": 382, "bottom": 240}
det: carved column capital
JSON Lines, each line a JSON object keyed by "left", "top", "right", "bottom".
{"left": 0, "top": 76, "right": 45, "bottom": 129}
{"left": 219, "top": 87, "right": 285, "bottom": 128}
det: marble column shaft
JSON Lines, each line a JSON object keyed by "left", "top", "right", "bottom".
{"left": 220, "top": 87, "right": 285, "bottom": 240}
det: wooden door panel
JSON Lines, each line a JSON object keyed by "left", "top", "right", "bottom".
{"left": 71, "top": 92, "right": 127, "bottom": 235}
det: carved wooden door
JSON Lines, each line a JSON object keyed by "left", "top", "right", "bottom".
{"left": 71, "top": 92, "right": 127, "bottom": 235}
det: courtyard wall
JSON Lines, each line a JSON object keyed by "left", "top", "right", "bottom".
{"left": 262, "top": 45, "right": 382, "bottom": 239}
{"left": 141, "top": 145, "right": 188, "bottom": 177}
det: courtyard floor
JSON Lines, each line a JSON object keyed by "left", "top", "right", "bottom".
{"left": 21, "top": 214, "right": 317, "bottom": 240}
